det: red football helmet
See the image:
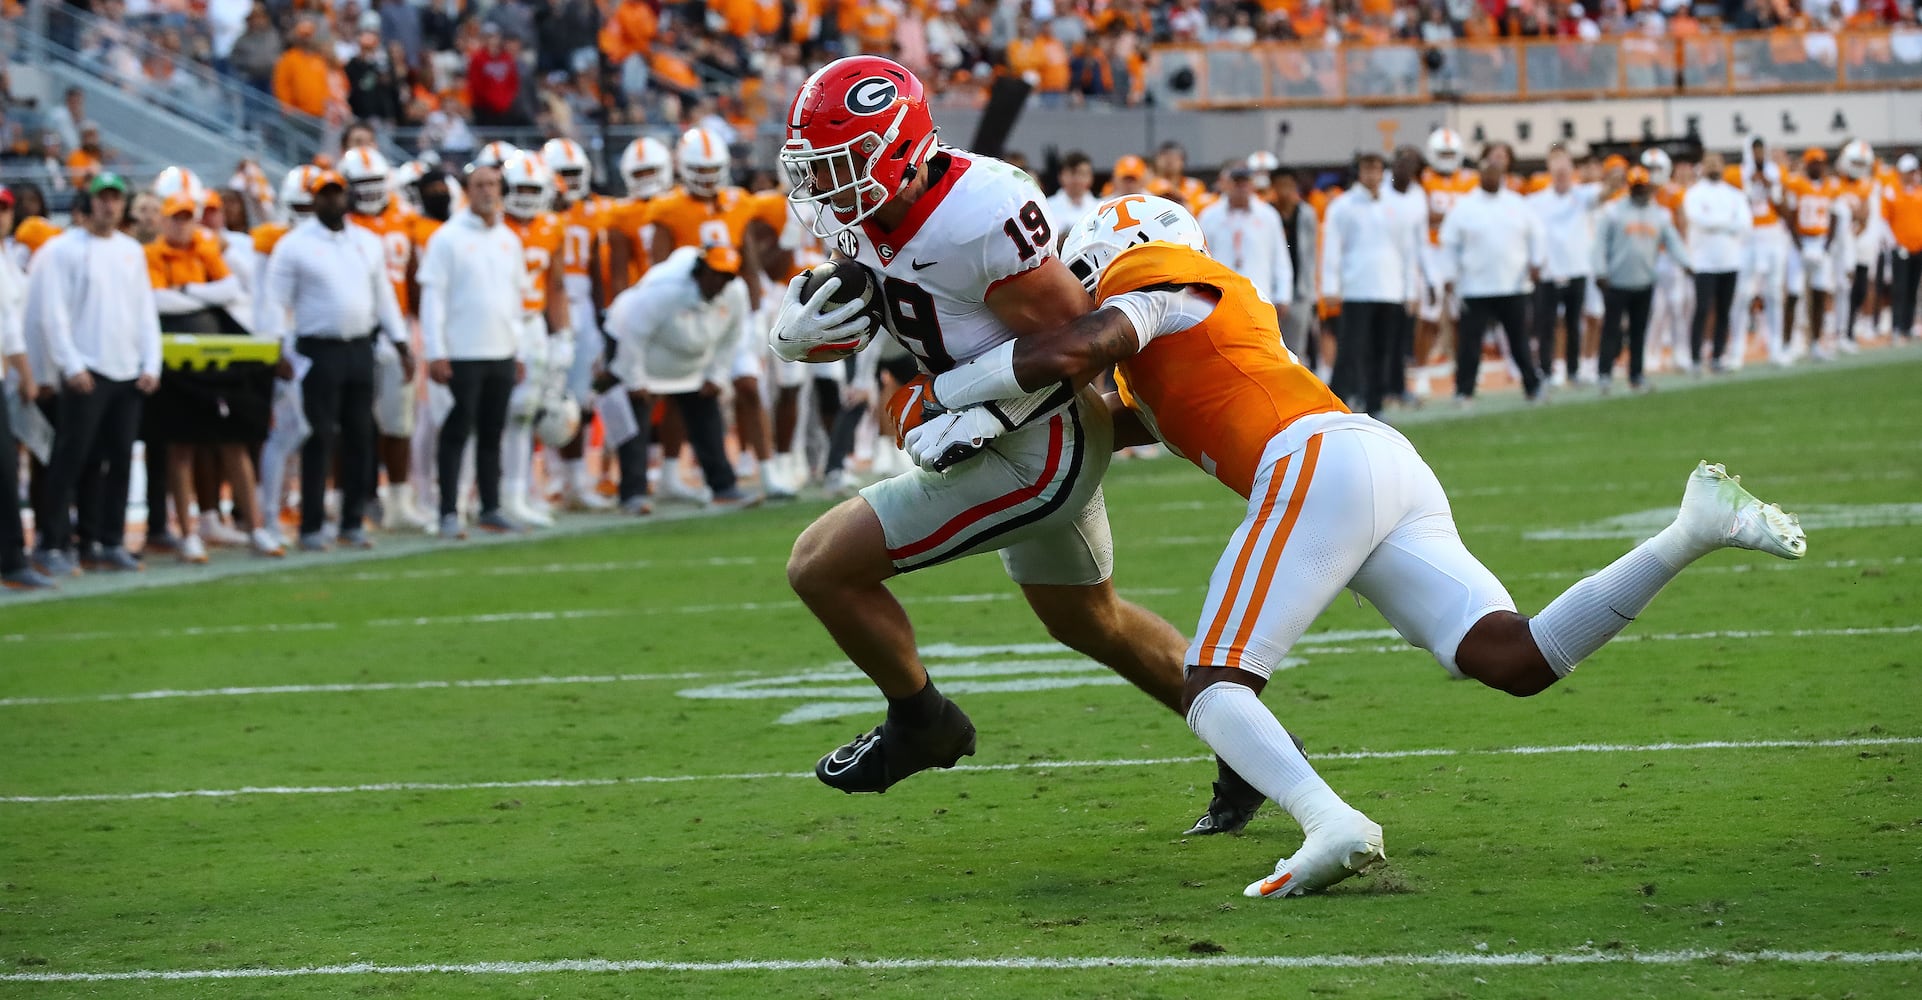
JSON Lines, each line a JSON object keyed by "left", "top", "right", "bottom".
{"left": 781, "top": 56, "right": 939, "bottom": 239}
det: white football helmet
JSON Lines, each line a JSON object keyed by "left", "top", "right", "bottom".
{"left": 1640, "top": 148, "right": 1673, "bottom": 187}
{"left": 339, "top": 147, "right": 392, "bottom": 215}
{"left": 501, "top": 151, "right": 554, "bottom": 220}
{"left": 152, "top": 166, "right": 207, "bottom": 211}
{"left": 541, "top": 138, "right": 591, "bottom": 205}
{"left": 619, "top": 136, "right": 672, "bottom": 199}
{"left": 280, "top": 165, "right": 323, "bottom": 221}
{"left": 1246, "top": 150, "right": 1280, "bottom": 189}
{"left": 471, "top": 141, "right": 521, "bottom": 172}
{"left": 1838, "top": 139, "right": 1875, "bottom": 180}
{"left": 677, "top": 128, "right": 730, "bottom": 198}
{"left": 1425, "top": 128, "right": 1465, "bottom": 174}
{"left": 1059, "top": 195, "right": 1207, "bottom": 295}
{"left": 534, "top": 396, "right": 582, "bottom": 447}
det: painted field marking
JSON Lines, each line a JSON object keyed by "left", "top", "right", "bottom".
{"left": 4, "top": 621, "right": 1915, "bottom": 708}
{"left": 4, "top": 947, "right": 1921, "bottom": 982}
{"left": 0, "top": 589, "right": 1182, "bottom": 645}
{"left": 3, "top": 736, "right": 1915, "bottom": 805}
{"left": 1525, "top": 503, "right": 1922, "bottom": 542}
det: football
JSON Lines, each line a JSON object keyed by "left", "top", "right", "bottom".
{"left": 794, "top": 259, "right": 885, "bottom": 362}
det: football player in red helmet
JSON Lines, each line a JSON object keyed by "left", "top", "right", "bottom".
{"left": 769, "top": 56, "right": 1204, "bottom": 805}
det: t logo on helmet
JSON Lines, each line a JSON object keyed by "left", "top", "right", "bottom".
{"left": 846, "top": 77, "right": 899, "bottom": 116}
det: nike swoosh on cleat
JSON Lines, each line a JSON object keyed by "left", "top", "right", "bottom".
{"left": 1257, "top": 872, "right": 1293, "bottom": 896}
{"left": 820, "top": 739, "right": 880, "bottom": 778}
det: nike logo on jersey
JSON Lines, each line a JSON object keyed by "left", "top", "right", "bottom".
{"left": 911, "top": 259, "right": 937, "bottom": 270}
{"left": 820, "top": 738, "right": 880, "bottom": 777}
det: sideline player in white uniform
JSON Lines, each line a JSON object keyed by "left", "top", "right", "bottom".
{"left": 1730, "top": 139, "right": 1791, "bottom": 366}
{"left": 769, "top": 56, "right": 1201, "bottom": 797}
{"left": 906, "top": 194, "right": 1810, "bottom": 897}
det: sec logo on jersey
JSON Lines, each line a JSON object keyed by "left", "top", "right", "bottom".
{"left": 836, "top": 229, "right": 860, "bottom": 258}
{"left": 846, "top": 77, "right": 898, "bottom": 115}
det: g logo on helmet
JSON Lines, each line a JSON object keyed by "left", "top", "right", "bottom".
{"left": 846, "top": 77, "right": 899, "bottom": 116}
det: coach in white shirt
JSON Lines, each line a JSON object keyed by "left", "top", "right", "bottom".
{"left": 0, "top": 237, "right": 51, "bottom": 588}
{"left": 1321, "top": 152, "right": 1420, "bottom": 414}
{"left": 417, "top": 163, "right": 527, "bottom": 538}
{"left": 259, "top": 170, "right": 411, "bottom": 550}
{"left": 1044, "top": 152, "right": 1099, "bottom": 239}
{"left": 1199, "top": 165, "right": 1293, "bottom": 313}
{"left": 27, "top": 174, "right": 162, "bottom": 576}
{"left": 604, "top": 243, "right": 754, "bottom": 508}
{"left": 1527, "top": 145, "right": 1602, "bottom": 385}
{"left": 1683, "top": 151, "right": 1752, "bottom": 369}
{"left": 1439, "top": 143, "right": 1546, "bottom": 402}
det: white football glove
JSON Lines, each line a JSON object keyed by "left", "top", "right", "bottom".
{"left": 768, "top": 273, "right": 875, "bottom": 363}
{"left": 903, "top": 406, "right": 1006, "bottom": 473}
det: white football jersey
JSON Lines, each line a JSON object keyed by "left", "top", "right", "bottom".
{"left": 833, "top": 149, "right": 1056, "bottom": 373}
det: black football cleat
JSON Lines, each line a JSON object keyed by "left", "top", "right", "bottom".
{"left": 1183, "top": 732, "right": 1307, "bottom": 836}
{"left": 816, "top": 698, "right": 978, "bottom": 794}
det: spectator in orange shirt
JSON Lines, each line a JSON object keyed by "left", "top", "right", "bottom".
{"left": 1092, "top": 0, "right": 1153, "bottom": 36}
{"left": 66, "top": 123, "right": 106, "bottom": 190}
{"left": 272, "top": 20, "right": 335, "bottom": 118}
{"left": 853, "top": 2, "right": 898, "bottom": 56}
{"left": 601, "top": 0, "right": 658, "bottom": 104}
{"left": 712, "top": 0, "right": 756, "bottom": 38}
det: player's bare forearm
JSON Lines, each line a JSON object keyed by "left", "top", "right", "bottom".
{"left": 1008, "top": 307, "right": 1141, "bottom": 392}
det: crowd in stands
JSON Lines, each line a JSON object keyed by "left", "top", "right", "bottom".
{"left": 8, "top": 0, "right": 1915, "bottom": 176}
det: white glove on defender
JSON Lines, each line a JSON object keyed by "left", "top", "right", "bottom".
{"left": 903, "top": 407, "right": 1007, "bottom": 473}
{"left": 768, "top": 273, "right": 876, "bottom": 363}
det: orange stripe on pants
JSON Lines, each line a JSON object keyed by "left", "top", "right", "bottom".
{"left": 1224, "top": 434, "right": 1323, "bottom": 669}
{"left": 1196, "top": 453, "right": 1293, "bottom": 662}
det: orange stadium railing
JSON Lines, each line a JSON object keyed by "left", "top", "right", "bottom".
{"left": 1147, "top": 30, "right": 1922, "bottom": 109}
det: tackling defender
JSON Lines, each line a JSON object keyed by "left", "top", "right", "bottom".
{"left": 905, "top": 194, "right": 1807, "bottom": 897}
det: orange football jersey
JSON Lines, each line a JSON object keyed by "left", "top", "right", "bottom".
{"left": 648, "top": 185, "right": 756, "bottom": 251}
{"left": 560, "top": 194, "right": 615, "bottom": 280}
{"left": 350, "top": 204, "right": 419, "bottom": 312}
{"left": 745, "top": 189, "right": 830, "bottom": 281}
{"left": 1420, "top": 169, "right": 1480, "bottom": 245}
{"left": 1097, "top": 243, "right": 1347, "bottom": 499}
{"left": 506, "top": 213, "right": 566, "bottom": 315}
{"left": 1784, "top": 173, "right": 1839, "bottom": 238}
{"left": 250, "top": 221, "right": 289, "bottom": 256}
{"left": 407, "top": 214, "right": 442, "bottom": 249}
{"left": 15, "top": 217, "right": 65, "bottom": 256}
{"left": 146, "top": 228, "right": 231, "bottom": 288}
{"left": 1654, "top": 182, "right": 1687, "bottom": 232}
{"left": 605, "top": 196, "right": 657, "bottom": 288}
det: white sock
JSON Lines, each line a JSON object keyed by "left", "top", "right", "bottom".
{"left": 1186, "top": 683, "right": 1352, "bottom": 836}
{"left": 565, "top": 459, "right": 589, "bottom": 493}
{"left": 503, "top": 426, "right": 534, "bottom": 491}
{"left": 1529, "top": 531, "right": 1695, "bottom": 678}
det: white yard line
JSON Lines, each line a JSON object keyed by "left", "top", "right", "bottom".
{"left": 1, "top": 588, "right": 1186, "bottom": 645}
{"left": 6, "top": 619, "right": 1914, "bottom": 707}
{"left": 4, "top": 736, "right": 1914, "bottom": 805}
{"left": 4, "top": 947, "right": 1919, "bottom": 982}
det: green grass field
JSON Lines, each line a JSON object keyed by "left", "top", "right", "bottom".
{"left": 4, "top": 356, "right": 1920, "bottom": 999}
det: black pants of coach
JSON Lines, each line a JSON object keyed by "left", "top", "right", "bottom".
{"left": 1893, "top": 249, "right": 1922, "bottom": 338}
{"left": 438, "top": 358, "right": 516, "bottom": 517}
{"left": 0, "top": 395, "right": 29, "bottom": 573}
{"left": 1339, "top": 301, "right": 1406, "bottom": 415}
{"left": 1457, "top": 294, "right": 1539, "bottom": 399}
{"left": 1690, "top": 271, "right": 1738, "bottom": 364}
{"left": 27, "top": 394, "right": 102, "bottom": 554}
{"left": 297, "top": 336, "right": 376, "bottom": 536}
{"left": 1600, "top": 285, "right": 1655, "bottom": 384}
{"left": 1533, "top": 278, "right": 1586, "bottom": 378}
{"left": 613, "top": 390, "right": 738, "bottom": 499}
{"left": 43, "top": 374, "right": 143, "bottom": 552}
